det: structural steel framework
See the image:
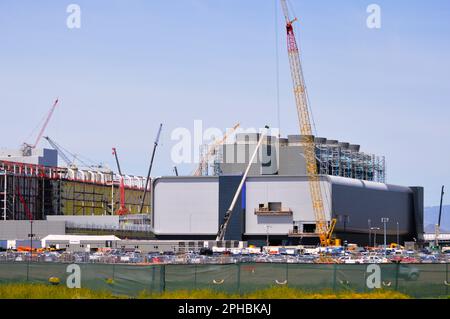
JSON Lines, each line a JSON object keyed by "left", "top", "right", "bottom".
{"left": 0, "top": 160, "right": 151, "bottom": 220}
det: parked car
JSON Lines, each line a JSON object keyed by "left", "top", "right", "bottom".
{"left": 363, "top": 256, "right": 389, "bottom": 264}
{"left": 398, "top": 264, "right": 420, "bottom": 281}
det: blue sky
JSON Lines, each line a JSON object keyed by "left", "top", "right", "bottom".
{"left": 0, "top": 0, "right": 449, "bottom": 206}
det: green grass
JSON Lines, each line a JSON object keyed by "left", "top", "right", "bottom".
{"left": 0, "top": 284, "right": 412, "bottom": 299}
{"left": 140, "top": 287, "right": 410, "bottom": 299}
{"left": 0, "top": 283, "right": 124, "bottom": 299}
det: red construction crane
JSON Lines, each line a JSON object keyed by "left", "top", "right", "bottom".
{"left": 22, "top": 98, "right": 59, "bottom": 156}
{"left": 17, "top": 186, "right": 36, "bottom": 257}
{"left": 112, "top": 147, "right": 129, "bottom": 216}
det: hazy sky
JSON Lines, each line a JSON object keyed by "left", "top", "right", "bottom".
{"left": 0, "top": 0, "right": 449, "bottom": 206}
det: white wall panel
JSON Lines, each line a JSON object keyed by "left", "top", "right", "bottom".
{"left": 244, "top": 176, "right": 332, "bottom": 235}
{"left": 153, "top": 178, "right": 218, "bottom": 235}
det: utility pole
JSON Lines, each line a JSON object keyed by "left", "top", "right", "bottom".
{"left": 368, "top": 219, "right": 371, "bottom": 247}
{"left": 396, "top": 221, "right": 399, "bottom": 246}
{"left": 371, "top": 227, "right": 380, "bottom": 248}
{"left": 173, "top": 166, "right": 179, "bottom": 176}
{"left": 381, "top": 217, "right": 389, "bottom": 256}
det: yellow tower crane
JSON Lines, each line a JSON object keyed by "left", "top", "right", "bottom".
{"left": 280, "top": 0, "right": 338, "bottom": 247}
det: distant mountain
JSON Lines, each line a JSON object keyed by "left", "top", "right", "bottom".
{"left": 424, "top": 205, "right": 450, "bottom": 233}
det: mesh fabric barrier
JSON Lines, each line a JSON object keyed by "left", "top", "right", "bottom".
{"left": 165, "top": 264, "right": 239, "bottom": 293}
{"left": 396, "top": 263, "right": 448, "bottom": 298}
{"left": 0, "top": 262, "right": 448, "bottom": 298}
{"left": 239, "top": 263, "right": 288, "bottom": 293}
{"left": 287, "top": 264, "right": 335, "bottom": 292}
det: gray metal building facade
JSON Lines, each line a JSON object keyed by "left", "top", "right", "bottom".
{"left": 152, "top": 176, "right": 423, "bottom": 246}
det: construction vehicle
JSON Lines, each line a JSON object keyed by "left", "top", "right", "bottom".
{"left": 390, "top": 243, "right": 404, "bottom": 249}
{"left": 216, "top": 126, "right": 269, "bottom": 241}
{"left": 21, "top": 98, "right": 59, "bottom": 156}
{"left": 112, "top": 147, "right": 128, "bottom": 216}
{"left": 280, "top": 0, "right": 338, "bottom": 246}
{"left": 193, "top": 123, "right": 240, "bottom": 176}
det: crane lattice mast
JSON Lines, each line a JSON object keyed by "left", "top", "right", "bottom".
{"left": 280, "top": 0, "right": 330, "bottom": 246}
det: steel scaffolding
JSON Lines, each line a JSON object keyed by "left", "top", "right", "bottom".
{"left": 0, "top": 160, "right": 151, "bottom": 220}
{"left": 315, "top": 144, "right": 386, "bottom": 183}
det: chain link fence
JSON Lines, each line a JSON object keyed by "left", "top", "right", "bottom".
{"left": 0, "top": 262, "right": 448, "bottom": 298}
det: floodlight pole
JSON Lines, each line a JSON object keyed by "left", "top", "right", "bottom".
{"left": 381, "top": 217, "right": 389, "bottom": 256}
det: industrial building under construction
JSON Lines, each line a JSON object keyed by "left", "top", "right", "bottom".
{"left": 0, "top": 0, "right": 426, "bottom": 249}
{"left": 152, "top": 132, "right": 424, "bottom": 246}
{"left": 0, "top": 149, "right": 151, "bottom": 227}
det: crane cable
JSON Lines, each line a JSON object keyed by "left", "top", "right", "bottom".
{"left": 275, "top": 0, "right": 281, "bottom": 137}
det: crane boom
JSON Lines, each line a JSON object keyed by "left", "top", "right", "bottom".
{"left": 280, "top": 0, "right": 330, "bottom": 246}
{"left": 216, "top": 126, "right": 269, "bottom": 241}
{"left": 22, "top": 98, "right": 59, "bottom": 156}
{"left": 139, "top": 123, "right": 163, "bottom": 214}
{"left": 112, "top": 148, "right": 123, "bottom": 176}
{"left": 44, "top": 136, "right": 73, "bottom": 166}
{"left": 111, "top": 147, "right": 128, "bottom": 216}
{"left": 435, "top": 185, "right": 445, "bottom": 247}
{"left": 33, "top": 98, "right": 59, "bottom": 148}
{"left": 193, "top": 123, "right": 240, "bottom": 176}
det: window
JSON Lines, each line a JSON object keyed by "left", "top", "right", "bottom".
{"left": 268, "top": 202, "right": 282, "bottom": 211}
{"left": 303, "top": 224, "right": 316, "bottom": 233}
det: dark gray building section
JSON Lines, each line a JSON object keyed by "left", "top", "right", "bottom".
{"left": 218, "top": 175, "right": 244, "bottom": 241}
{"left": 331, "top": 179, "right": 423, "bottom": 245}
{"left": 411, "top": 187, "right": 425, "bottom": 242}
